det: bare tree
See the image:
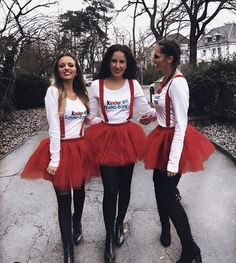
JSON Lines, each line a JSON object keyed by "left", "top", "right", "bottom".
{"left": 180, "top": 0, "right": 236, "bottom": 65}
{"left": 118, "top": 0, "right": 188, "bottom": 43}
{"left": 0, "top": 0, "right": 57, "bottom": 119}
{"left": 110, "top": 25, "right": 132, "bottom": 45}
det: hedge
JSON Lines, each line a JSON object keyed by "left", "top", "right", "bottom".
{"left": 14, "top": 73, "right": 50, "bottom": 109}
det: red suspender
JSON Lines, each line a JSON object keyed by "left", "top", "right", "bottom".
{"left": 60, "top": 117, "right": 65, "bottom": 138}
{"left": 127, "top": 79, "right": 134, "bottom": 121}
{"left": 165, "top": 74, "right": 185, "bottom": 127}
{"left": 99, "top": 79, "right": 134, "bottom": 122}
{"left": 60, "top": 115, "right": 86, "bottom": 138}
{"left": 99, "top": 79, "right": 109, "bottom": 122}
{"left": 79, "top": 119, "right": 85, "bottom": 137}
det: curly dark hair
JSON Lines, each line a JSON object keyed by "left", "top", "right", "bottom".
{"left": 53, "top": 52, "right": 89, "bottom": 112}
{"left": 157, "top": 39, "right": 181, "bottom": 68}
{"left": 97, "top": 44, "right": 138, "bottom": 79}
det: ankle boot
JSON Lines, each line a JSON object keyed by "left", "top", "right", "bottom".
{"left": 115, "top": 223, "right": 124, "bottom": 247}
{"left": 160, "top": 222, "right": 171, "bottom": 247}
{"left": 63, "top": 243, "right": 74, "bottom": 263}
{"left": 104, "top": 234, "right": 116, "bottom": 262}
{"left": 176, "top": 242, "right": 202, "bottom": 263}
{"left": 73, "top": 221, "right": 83, "bottom": 245}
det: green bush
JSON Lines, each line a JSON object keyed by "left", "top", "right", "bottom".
{"left": 183, "top": 58, "right": 236, "bottom": 119}
{"left": 14, "top": 73, "right": 50, "bottom": 109}
{"left": 143, "top": 65, "right": 162, "bottom": 85}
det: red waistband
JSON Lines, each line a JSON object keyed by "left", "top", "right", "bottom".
{"left": 61, "top": 137, "right": 84, "bottom": 142}
{"left": 156, "top": 125, "right": 175, "bottom": 131}
{"left": 101, "top": 121, "right": 131, "bottom": 127}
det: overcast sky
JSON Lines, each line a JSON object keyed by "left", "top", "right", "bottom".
{"left": 57, "top": 0, "right": 236, "bottom": 38}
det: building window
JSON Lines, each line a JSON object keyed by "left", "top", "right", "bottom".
{"left": 212, "top": 48, "right": 216, "bottom": 55}
{"left": 218, "top": 47, "right": 221, "bottom": 55}
{"left": 202, "top": 50, "right": 206, "bottom": 56}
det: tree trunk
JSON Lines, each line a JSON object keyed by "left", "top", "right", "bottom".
{"left": 189, "top": 27, "right": 198, "bottom": 66}
{"left": 0, "top": 45, "right": 17, "bottom": 120}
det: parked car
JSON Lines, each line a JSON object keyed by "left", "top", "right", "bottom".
{"left": 148, "top": 77, "right": 164, "bottom": 91}
{"left": 83, "top": 74, "right": 93, "bottom": 86}
{"left": 149, "top": 77, "right": 164, "bottom": 104}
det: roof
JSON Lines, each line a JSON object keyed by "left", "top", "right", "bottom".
{"left": 146, "top": 33, "right": 189, "bottom": 50}
{"left": 198, "top": 23, "right": 236, "bottom": 48}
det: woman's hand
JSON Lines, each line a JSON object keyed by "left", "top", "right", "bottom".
{"left": 84, "top": 117, "right": 91, "bottom": 125}
{"left": 47, "top": 165, "right": 57, "bottom": 176}
{"left": 167, "top": 171, "right": 177, "bottom": 177}
{"left": 139, "top": 115, "right": 157, "bottom": 125}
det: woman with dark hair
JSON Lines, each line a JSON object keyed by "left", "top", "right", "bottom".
{"left": 141, "top": 39, "right": 215, "bottom": 263}
{"left": 85, "top": 44, "right": 156, "bottom": 262}
{"left": 21, "top": 53, "right": 98, "bottom": 263}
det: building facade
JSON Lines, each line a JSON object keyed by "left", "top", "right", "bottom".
{"left": 197, "top": 23, "right": 236, "bottom": 63}
{"left": 144, "top": 33, "right": 190, "bottom": 68}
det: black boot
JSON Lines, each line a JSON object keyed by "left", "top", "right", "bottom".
{"left": 160, "top": 221, "right": 171, "bottom": 247}
{"left": 163, "top": 193, "right": 201, "bottom": 263}
{"left": 115, "top": 223, "right": 124, "bottom": 247}
{"left": 155, "top": 189, "right": 171, "bottom": 247}
{"left": 104, "top": 234, "right": 116, "bottom": 262}
{"left": 73, "top": 215, "right": 83, "bottom": 245}
{"left": 176, "top": 242, "right": 202, "bottom": 263}
{"left": 63, "top": 243, "right": 74, "bottom": 263}
{"left": 55, "top": 190, "right": 74, "bottom": 263}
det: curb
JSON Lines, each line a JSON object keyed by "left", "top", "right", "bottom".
{"left": 211, "top": 140, "right": 236, "bottom": 164}
{"left": 0, "top": 123, "right": 47, "bottom": 161}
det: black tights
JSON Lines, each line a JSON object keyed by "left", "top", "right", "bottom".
{"left": 55, "top": 185, "right": 85, "bottom": 246}
{"left": 153, "top": 170, "right": 193, "bottom": 248}
{"left": 100, "top": 164, "right": 134, "bottom": 236}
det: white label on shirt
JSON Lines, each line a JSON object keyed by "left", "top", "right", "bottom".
{"left": 153, "top": 94, "right": 161, "bottom": 105}
{"left": 104, "top": 99, "right": 129, "bottom": 111}
{"left": 65, "top": 110, "right": 87, "bottom": 120}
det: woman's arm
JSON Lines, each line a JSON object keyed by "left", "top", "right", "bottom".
{"left": 167, "top": 78, "right": 189, "bottom": 174}
{"left": 44, "top": 86, "right": 61, "bottom": 169}
{"left": 87, "top": 80, "right": 103, "bottom": 124}
{"left": 133, "top": 80, "right": 157, "bottom": 123}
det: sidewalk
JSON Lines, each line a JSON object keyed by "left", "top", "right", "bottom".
{"left": 1, "top": 121, "right": 236, "bottom": 262}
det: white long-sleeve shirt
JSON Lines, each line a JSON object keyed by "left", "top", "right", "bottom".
{"left": 152, "top": 76, "right": 189, "bottom": 173}
{"left": 45, "top": 86, "right": 87, "bottom": 167}
{"left": 88, "top": 79, "right": 156, "bottom": 124}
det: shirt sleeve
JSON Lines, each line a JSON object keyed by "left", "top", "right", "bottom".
{"left": 167, "top": 78, "right": 189, "bottom": 173}
{"left": 87, "top": 80, "right": 103, "bottom": 124}
{"left": 44, "top": 86, "right": 61, "bottom": 167}
{"left": 133, "top": 80, "right": 156, "bottom": 117}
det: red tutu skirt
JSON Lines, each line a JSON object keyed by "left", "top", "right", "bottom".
{"left": 21, "top": 137, "right": 99, "bottom": 190}
{"left": 143, "top": 124, "right": 215, "bottom": 174}
{"left": 85, "top": 121, "right": 146, "bottom": 166}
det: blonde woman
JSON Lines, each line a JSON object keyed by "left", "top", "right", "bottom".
{"left": 21, "top": 53, "right": 97, "bottom": 263}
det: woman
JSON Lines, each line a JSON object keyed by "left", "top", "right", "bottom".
{"left": 21, "top": 53, "right": 98, "bottom": 263}
{"left": 85, "top": 44, "right": 156, "bottom": 262}
{"left": 141, "top": 39, "right": 215, "bottom": 263}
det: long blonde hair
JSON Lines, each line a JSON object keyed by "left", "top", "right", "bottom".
{"left": 52, "top": 53, "right": 89, "bottom": 117}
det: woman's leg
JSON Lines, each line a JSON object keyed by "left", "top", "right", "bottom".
{"left": 153, "top": 170, "right": 201, "bottom": 263}
{"left": 153, "top": 169, "right": 180, "bottom": 247}
{"left": 116, "top": 164, "right": 134, "bottom": 226}
{"left": 100, "top": 165, "right": 119, "bottom": 261}
{"left": 72, "top": 184, "right": 85, "bottom": 245}
{"left": 55, "top": 189, "right": 74, "bottom": 263}
{"left": 115, "top": 164, "right": 134, "bottom": 247}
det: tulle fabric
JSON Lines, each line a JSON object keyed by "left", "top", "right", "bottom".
{"left": 143, "top": 124, "right": 215, "bottom": 174}
{"left": 21, "top": 137, "right": 99, "bottom": 190}
{"left": 85, "top": 121, "right": 146, "bottom": 166}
